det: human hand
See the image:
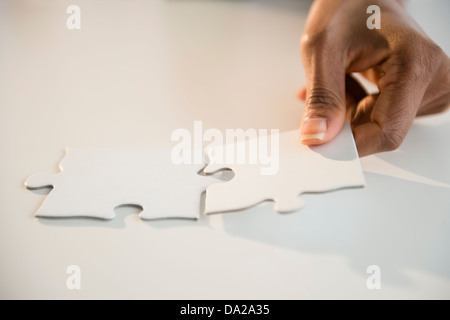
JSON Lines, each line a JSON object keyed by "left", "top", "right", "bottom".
{"left": 299, "top": 0, "right": 450, "bottom": 156}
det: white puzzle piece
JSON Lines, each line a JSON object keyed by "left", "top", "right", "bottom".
{"left": 25, "top": 148, "right": 214, "bottom": 220}
{"left": 203, "top": 122, "right": 366, "bottom": 214}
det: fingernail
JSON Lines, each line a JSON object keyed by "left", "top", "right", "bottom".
{"left": 300, "top": 117, "right": 327, "bottom": 144}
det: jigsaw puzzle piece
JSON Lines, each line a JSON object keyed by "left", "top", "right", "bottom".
{"left": 204, "top": 122, "right": 365, "bottom": 214}
{"left": 25, "top": 148, "right": 214, "bottom": 220}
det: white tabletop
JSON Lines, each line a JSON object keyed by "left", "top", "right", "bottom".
{"left": 1, "top": 0, "right": 449, "bottom": 299}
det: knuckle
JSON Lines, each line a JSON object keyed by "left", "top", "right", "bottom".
{"left": 376, "top": 107, "right": 410, "bottom": 152}
{"left": 380, "top": 127, "right": 405, "bottom": 152}
{"left": 305, "top": 87, "right": 343, "bottom": 117}
{"left": 300, "top": 30, "right": 328, "bottom": 52}
{"left": 400, "top": 33, "right": 445, "bottom": 79}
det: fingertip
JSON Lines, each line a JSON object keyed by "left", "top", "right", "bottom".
{"left": 300, "top": 117, "right": 327, "bottom": 144}
{"left": 300, "top": 137, "right": 325, "bottom": 145}
{"left": 300, "top": 111, "right": 347, "bottom": 146}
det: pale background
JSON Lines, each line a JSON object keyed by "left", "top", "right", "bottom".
{"left": 0, "top": 0, "right": 449, "bottom": 299}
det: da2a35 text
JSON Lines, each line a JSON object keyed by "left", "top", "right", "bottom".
{"left": 224, "top": 305, "right": 269, "bottom": 315}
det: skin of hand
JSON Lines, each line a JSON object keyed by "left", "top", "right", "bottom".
{"left": 298, "top": 0, "right": 450, "bottom": 157}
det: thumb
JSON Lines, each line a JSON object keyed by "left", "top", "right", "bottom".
{"left": 300, "top": 41, "right": 346, "bottom": 145}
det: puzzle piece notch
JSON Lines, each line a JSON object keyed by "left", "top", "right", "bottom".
{"left": 26, "top": 173, "right": 59, "bottom": 190}
{"left": 203, "top": 122, "right": 366, "bottom": 214}
{"left": 25, "top": 148, "right": 215, "bottom": 220}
